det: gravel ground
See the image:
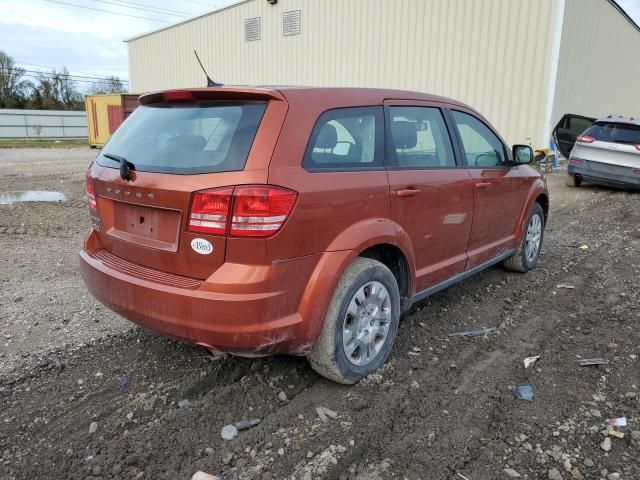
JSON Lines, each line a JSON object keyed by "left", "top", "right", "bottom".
{"left": 1, "top": 147, "right": 639, "bottom": 480}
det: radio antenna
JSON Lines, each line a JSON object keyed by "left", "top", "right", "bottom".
{"left": 194, "top": 50, "right": 223, "bottom": 87}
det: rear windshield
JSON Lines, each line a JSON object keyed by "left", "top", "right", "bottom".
{"left": 97, "top": 101, "right": 267, "bottom": 174}
{"left": 584, "top": 121, "right": 640, "bottom": 145}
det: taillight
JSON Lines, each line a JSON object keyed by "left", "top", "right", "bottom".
{"left": 230, "top": 186, "right": 298, "bottom": 237}
{"left": 633, "top": 169, "right": 640, "bottom": 176}
{"left": 577, "top": 135, "right": 595, "bottom": 143}
{"left": 635, "top": 144, "right": 640, "bottom": 151}
{"left": 569, "top": 158, "right": 583, "bottom": 165}
{"left": 162, "top": 90, "right": 196, "bottom": 102}
{"left": 85, "top": 170, "right": 97, "bottom": 213}
{"left": 187, "top": 185, "right": 297, "bottom": 238}
{"left": 188, "top": 187, "right": 233, "bottom": 235}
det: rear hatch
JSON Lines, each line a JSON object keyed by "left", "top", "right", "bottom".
{"left": 86, "top": 88, "right": 287, "bottom": 280}
{"left": 552, "top": 113, "right": 595, "bottom": 158}
{"left": 571, "top": 120, "right": 640, "bottom": 170}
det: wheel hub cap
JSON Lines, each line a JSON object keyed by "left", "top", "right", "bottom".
{"left": 525, "top": 213, "right": 542, "bottom": 263}
{"left": 342, "top": 281, "right": 392, "bottom": 366}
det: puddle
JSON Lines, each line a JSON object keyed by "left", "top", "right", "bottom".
{"left": 0, "top": 191, "right": 67, "bottom": 205}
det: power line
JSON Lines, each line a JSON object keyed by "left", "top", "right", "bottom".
{"left": 15, "top": 61, "right": 128, "bottom": 81}
{"left": 88, "top": 0, "right": 189, "bottom": 18}
{"left": 5, "top": 68, "right": 129, "bottom": 83}
{"left": 40, "top": 0, "right": 172, "bottom": 23}
{"left": 19, "top": 73, "right": 126, "bottom": 86}
{"left": 89, "top": 0, "right": 197, "bottom": 16}
{"left": 182, "top": 0, "right": 218, "bottom": 7}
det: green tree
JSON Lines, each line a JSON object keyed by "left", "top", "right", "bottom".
{"left": 0, "top": 50, "right": 33, "bottom": 108}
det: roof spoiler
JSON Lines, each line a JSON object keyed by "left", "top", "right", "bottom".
{"left": 138, "top": 88, "right": 286, "bottom": 105}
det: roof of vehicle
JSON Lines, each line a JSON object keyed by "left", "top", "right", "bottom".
{"left": 139, "top": 85, "right": 472, "bottom": 109}
{"left": 274, "top": 86, "right": 468, "bottom": 106}
{"left": 596, "top": 114, "right": 640, "bottom": 126}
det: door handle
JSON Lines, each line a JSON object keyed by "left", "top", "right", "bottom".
{"left": 394, "top": 188, "right": 421, "bottom": 197}
{"left": 475, "top": 182, "right": 491, "bottom": 190}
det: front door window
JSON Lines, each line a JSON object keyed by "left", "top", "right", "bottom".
{"left": 451, "top": 111, "right": 507, "bottom": 167}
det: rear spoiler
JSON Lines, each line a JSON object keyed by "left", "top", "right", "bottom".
{"left": 138, "top": 87, "right": 286, "bottom": 105}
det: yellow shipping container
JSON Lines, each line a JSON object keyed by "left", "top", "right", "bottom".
{"left": 85, "top": 93, "right": 140, "bottom": 147}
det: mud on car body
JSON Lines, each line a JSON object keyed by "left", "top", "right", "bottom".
{"left": 81, "top": 86, "right": 548, "bottom": 384}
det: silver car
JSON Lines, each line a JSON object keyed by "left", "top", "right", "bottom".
{"left": 553, "top": 114, "right": 640, "bottom": 190}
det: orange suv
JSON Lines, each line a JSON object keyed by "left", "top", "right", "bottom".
{"left": 80, "top": 87, "right": 548, "bottom": 384}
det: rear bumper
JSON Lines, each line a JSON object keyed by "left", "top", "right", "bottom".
{"left": 569, "top": 163, "right": 640, "bottom": 190}
{"left": 80, "top": 232, "right": 352, "bottom": 355}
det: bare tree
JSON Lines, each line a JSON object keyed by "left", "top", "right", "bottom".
{"left": 28, "top": 68, "right": 82, "bottom": 110}
{"left": 90, "top": 76, "right": 126, "bottom": 94}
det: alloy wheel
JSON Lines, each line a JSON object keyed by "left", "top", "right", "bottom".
{"left": 342, "top": 281, "right": 392, "bottom": 366}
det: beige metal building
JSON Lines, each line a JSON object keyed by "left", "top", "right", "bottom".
{"left": 127, "top": 0, "right": 640, "bottom": 148}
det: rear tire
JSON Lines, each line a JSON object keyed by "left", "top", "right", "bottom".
{"left": 566, "top": 174, "right": 582, "bottom": 187}
{"left": 308, "top": 257, "right": 400, "bottom": 384}
{"left": 503, "top": 203, "right": 545, "bottom": 273}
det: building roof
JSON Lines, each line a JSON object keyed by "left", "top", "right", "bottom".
{"left": 125, "top": 0, "right": 640, "bottom": 43}
{"left": 125, "top": 0, "right": 251, "bottom": 42}
{"left": 607, "top": 0, "right": 640, "bottom": 32}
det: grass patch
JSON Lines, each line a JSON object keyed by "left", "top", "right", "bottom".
{"left": 0, "top": 139, "right": 90, "bottom": 149}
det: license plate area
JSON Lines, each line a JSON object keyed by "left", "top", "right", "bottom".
{"left": 104, "top": 200, "right": 182, "bottom": 252}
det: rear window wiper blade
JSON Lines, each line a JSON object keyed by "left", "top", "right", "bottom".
{"left": 103, "top": 153, "right": 136, "bottom": 181}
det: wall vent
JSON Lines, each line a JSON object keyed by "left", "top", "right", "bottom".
{"left": 283, "top": 10, "right": 301, "bottom": 36}
{"left": 244, "top": 17, "right": 261, "bottom": 42}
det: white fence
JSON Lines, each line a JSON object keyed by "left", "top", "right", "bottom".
{"left": 0, "top": 109, "right": 87, "bottom": 139}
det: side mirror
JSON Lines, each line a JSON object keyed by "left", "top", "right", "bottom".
{"left": 512, "top": 144, "right": 534, "bottom": 164}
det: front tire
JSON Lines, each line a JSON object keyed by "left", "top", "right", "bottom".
{"left": 503, "top": 202, "right": 545, "bottom": 273}
{"left": 308, "top": 257, "right": 400, "bottom": 384}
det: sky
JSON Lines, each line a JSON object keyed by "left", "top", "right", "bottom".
{"left": 0, "top": 0, "right": 237, "bottom": 90}
{"left": 1, "top": 0, "right": 639, "bottom": 92}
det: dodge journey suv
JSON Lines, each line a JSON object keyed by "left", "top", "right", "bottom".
{"left": 80, "top": 87, "right": 548, "bottom": 384}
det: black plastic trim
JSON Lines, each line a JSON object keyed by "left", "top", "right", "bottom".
{"left": 402, "top": 250, "right": 515, "bottom": 311}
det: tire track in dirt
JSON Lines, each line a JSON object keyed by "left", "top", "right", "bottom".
{"left": 311, "top": 190, "right": 636, "bottom": 479}
{"left": 1, "top": 172, "right": 639, "bottom": 480}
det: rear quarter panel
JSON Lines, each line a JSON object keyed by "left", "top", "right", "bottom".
{"left": 266, "top": 89, "right": 397, "bottom": 261}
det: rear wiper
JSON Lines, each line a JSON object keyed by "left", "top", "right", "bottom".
{"left": 103, "top": 153, "right": 135, "bottom": 181}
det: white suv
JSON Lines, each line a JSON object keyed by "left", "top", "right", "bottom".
{"left": 554, "top": 114, "right": 640, "bottom": 190}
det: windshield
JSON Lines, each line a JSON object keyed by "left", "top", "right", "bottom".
{"left": 97, "top": 101, "right": 267, "bottom": 174}
{"left": 584, "top": 121, "right": 640, "bottom": 145}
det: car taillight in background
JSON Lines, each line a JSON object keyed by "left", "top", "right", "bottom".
{"left": 569, "top": 158, "right": 583, "bottom": 166}
{"left": 85, "top": 170, "right": 97, "bottom": 213}
{"left": 188, "top": 185, "right": 298, "bottom": 238}
{"left": 635, "top": 144, "right": 640, "bottom": 151}
{"left": 576, "top": 135, "right": 595, "bottom": 144}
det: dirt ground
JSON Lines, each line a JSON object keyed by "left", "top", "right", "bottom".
{"left": 1, "top": 147, "right": 639, "bottom": 480}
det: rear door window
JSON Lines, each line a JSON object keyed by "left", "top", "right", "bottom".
{"left": 564, "top": 116, "right": 594, "bottom": 136}
{"left": 97, "top": 101, "right": 267, "bottom": 174}
{"left": 451, "top": 110, "right": 508, "bottom": 167}
{"left": 584, "top": 122, "right": 640, "bottom": 145}
{"left": 302, "top": 107, "right": 384, "bottom": 171}
{"left": 387, "top": 106, "right": 456, "bottom": 168}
